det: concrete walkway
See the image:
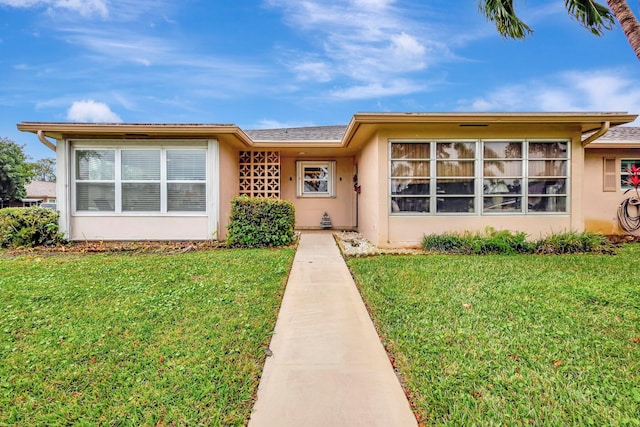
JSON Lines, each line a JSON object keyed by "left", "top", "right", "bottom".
{"left": 248, "top": 232, "right": 417, "bottom": 427}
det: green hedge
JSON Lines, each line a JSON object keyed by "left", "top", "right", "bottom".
{"left": 422, "top": 228, "right": 615, "bottom": 255}
{"left": 226, "top": 196, "right": 295, "bottom": 247}
{"left": 0, "top": 207, "right": 65, "bottom": 248}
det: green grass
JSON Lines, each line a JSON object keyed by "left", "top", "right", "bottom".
{"left": 348, "top": 245, "right": 640, "bottom": 426}
{"left": 0, "top": 248, "right": 294, "bottom": 426}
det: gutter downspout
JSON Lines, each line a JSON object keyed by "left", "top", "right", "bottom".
{"left": 582, "top": 121, "right": 610, "bottom": 147}
{"left": 37, "top": 130, "right": 56, "bottom": 151}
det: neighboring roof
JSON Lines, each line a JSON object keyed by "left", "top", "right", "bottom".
{"left": 25, "top": 181, "right": 56, "bottom": 197}
{"left": 585, "top": 126, "right": 640, "bottom": 148}
{"left": 598, "top": 126, "right": 640, "bottom": 141}
{"left": 245, "top": 125, "right": 347, "bottom": 142}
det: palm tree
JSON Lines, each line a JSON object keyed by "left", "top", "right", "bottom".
{"left": 480, "top": 0, "right": 640, "bottom": 61}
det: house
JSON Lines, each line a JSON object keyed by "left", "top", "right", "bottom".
{"left": 583, "top": 126, "right": 640, "bottom": 235}
{"left": 22, "top": 181, "right": 57, "bottom": 207}
{"left": 16, "top": 112, "right": 639, "bottom": 247}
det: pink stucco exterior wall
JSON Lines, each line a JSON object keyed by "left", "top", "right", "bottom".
{"left": 354, "top": 132, "right": 383, "bottom": 245}
{"left": 280, "top": 156, "right": 356, "bottom": 229}
{"left": 70, "top": 216, "right": 209, "bottom": 240}
{"left": 217, "top": 143, "right": 240, "bottom": 240}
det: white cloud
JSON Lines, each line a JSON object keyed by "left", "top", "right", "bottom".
{"left": 389, "top": 32, "right": 426, "bottom": 70}
{"left": 134, "top": 58, "right": 152, "bottom": 66}
{"left": 459, "top": 69, "right": 640, "bottom": 125}
{"left": 0, "top": 0, "right": 173, "bottom": 20}
{"left": 292, "top": 61, "right": 332, "bottom": 82}
{"left": 0, "top": 0, "right": 108, "bottom": 17}
{"left": 266, "top": 0, "right": 449, "bottom": 99}
{"left": 67, "top": 99, "right": 122, "bottom": 122}
{"left": 330, "top": 79, "right": 427, "bottom": 100}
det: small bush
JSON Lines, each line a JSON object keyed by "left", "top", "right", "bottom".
{"left": 535, "top": 231, "right": 616, "bottom": 254}
{"left": 422, "top": 233, "right": 473, "bottom": 254}
{"left": 423, "top": 228, "right": 532, "bottom": 255}
{"left": 471, "top": 228, "right": 533, "bottom": 254}
{"left": 0, "top": 206, "right": 65, "bottom": 248}
{"left": 226, "top": 196, "right": 296, "bottom": 247}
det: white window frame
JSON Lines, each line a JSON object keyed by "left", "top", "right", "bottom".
{"left": 296, "top": 160, "right": 336, "bottom": 198}
{"left": 72, "top": 145, "right": 207, "bottom": 215}
{"left": 389, "top": 139, "right": 570, "bottom": 216}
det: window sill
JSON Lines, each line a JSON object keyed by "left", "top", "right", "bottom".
{"left": 297, "top": 194, "right": 336, "bottom": 199}
{"left": 73, "top": 212, "right": 208, "bottom": 217}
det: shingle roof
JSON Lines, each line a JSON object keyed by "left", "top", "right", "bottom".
{"left": 25, "top": 181, "right": 56, "bottom": 197}
{"left": 598, "top": 126, "right": 640, "bottom": 141}
{"left": 245, "top": 125, "right": 347, "bottom": 141}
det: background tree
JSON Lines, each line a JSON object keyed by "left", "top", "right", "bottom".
{"left": 480, "top": 0, "right": 640, "bottom": 61}
{"left": 30, "top": 158, "right": 56, "bottom": 182}
{"left": 0, "top": 137, "right": 35, "bottom": 207}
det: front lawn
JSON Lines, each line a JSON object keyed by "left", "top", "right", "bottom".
{"left": 0, "top": 248, "right": 294, "bottom": 426}
{"left": 348, "top": 245, "right": 640, "bottom": 426}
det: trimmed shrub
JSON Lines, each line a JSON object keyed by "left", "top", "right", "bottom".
{"left": 0, "top": 206, "right": 65, "bottom": 248}
{"left": 226, "top": 196, "right": 295, "bottom": 247}
{"left": 535, "top": 231, "right": 616, "bottom": 254}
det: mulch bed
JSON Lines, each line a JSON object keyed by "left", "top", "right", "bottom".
{"left": 2, "top": 234, "right": 637, "bottom": 258}
{"left": 605, "top": 234, "right": 640, "bottom": 244}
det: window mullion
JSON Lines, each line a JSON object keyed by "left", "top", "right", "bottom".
{"left": 161, "top": 149, "right": 167, "bottom": 213}
{"left": 430, "top": 143, "right": 436, "bottom": 214}
{"left": 115, "top": 149, "right": 122, "bottom": 213}
{"left": 523, "top": 140, "right": 529, "bottom": 214}
{"left": 476, "top": 140, "right": 482, "bottom": 216}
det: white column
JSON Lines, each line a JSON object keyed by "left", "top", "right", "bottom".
{"left": 207, "top": 139, "right": 219, "bottom": 240}
{"left": 55, "top": 140, "right": 70, "bottom": 239}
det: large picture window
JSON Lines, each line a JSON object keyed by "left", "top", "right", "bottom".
{"left": 390, "top": 139, "right": 569, "bottom": 215}
{"left": 74, "top": 148, "right": 206, "bottom": 213}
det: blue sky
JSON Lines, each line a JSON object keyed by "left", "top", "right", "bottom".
{"left": 1, "top": 0, "right": 639, "bottom": 160}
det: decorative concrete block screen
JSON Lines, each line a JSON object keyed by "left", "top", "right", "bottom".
{"left": 239, "top": 151, "right": 280, "bottom": 198}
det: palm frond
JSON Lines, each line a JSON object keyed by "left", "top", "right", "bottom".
{"left": 479, "top": 0, "right": 533, "bottom": 39}
{"left": 565, "top": 0, "right": 615, "bottom": 36}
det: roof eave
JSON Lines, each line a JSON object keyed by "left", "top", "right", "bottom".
{"left": 16, "top": 122, "right": 255, "bottom": 146}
